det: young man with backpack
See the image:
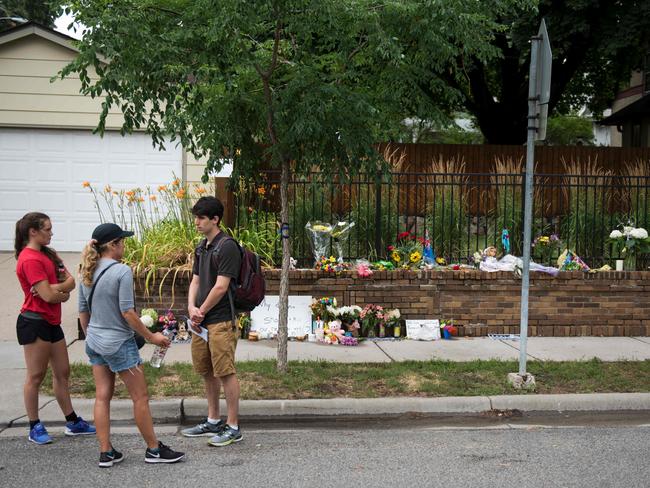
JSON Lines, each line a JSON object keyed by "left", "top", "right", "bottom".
{"left": 182, "top": 196, "right": 243, "bottom": 446}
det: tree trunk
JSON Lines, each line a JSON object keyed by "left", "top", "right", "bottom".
{"left": 276, "top": 157, "right": 290, "bottom": 373}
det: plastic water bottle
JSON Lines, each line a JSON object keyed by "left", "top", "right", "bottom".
{"left": 150, "top": 329, "right": 174, "bottom": 368}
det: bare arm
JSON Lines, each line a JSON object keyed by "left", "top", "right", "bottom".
{"left": 32, "top": 280, "right": 70, "bottom": 303}
{"left": 187, "top": 274, "right": 203, "bottom": 331}
{"left": 198, "top": 275, "right": 232, "bottom": 318}
{"left": 52, "top": 271, "right": 75, "bottom": 293}
{"left": 121, "top": 309, "right": 170, "bottom": 347}
{"left": 79, "top": 311, "right": 90, "bottom": 336}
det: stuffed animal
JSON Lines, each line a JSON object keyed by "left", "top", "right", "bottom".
{"left": 175, "top": 321, "right": 190, "bottom": 342}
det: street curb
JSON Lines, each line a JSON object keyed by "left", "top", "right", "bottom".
{"left": 9, "top": 393, "right": 650, "bottom": 427}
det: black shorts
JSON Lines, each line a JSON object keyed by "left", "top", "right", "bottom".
{"left": 16, "top": 314, "right": 65, "bottom": 345}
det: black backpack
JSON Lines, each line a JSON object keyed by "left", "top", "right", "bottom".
{"left": 212, "top": 235, "right": 266, "bottom": 327}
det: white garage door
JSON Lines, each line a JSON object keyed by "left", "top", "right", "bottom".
{"left": 0, "top": 128, "right": 182, "bottom": 251}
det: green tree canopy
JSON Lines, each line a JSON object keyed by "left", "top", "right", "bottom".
{"left": 60, "top": 0, "right": 517, "bottom": 370}
{"left": 416, "top": 0, "right": 650, "bottom": 144}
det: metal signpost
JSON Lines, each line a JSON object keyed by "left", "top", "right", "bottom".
{"left": 514, "top": 19, "right": 552, "bottom": 386}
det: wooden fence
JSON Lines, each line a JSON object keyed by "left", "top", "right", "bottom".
{"left": 379, "top": 143, "right": 650, "bottom": 174}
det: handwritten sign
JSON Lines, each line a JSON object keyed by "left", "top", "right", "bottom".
{"left": 405, "top": 319, "right": 440, "bottom": 341}
{"left": 251, "top": 295, "right": 313, "bottom": 338}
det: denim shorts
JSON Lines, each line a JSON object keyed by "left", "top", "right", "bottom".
{"left": 85, "top": 337, "right": 142, "bottom": 373}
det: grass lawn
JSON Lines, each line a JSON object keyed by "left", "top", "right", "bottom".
{"left": 44, "top": 359, "right": 650, "bottom": 400}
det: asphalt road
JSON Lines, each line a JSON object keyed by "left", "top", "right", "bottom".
{"left": 1, "top": 420, "right": 648, "bottom": 488}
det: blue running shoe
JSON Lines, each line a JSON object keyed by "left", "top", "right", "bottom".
{"left": 64, "top": 417, "right": 96, "bottom": 436}
{"left": 29, "top": 422, "right": 52, "bottom": 445}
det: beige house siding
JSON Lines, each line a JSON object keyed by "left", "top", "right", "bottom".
{"left": 0, "top": 35, "right": 125, "bottom": 129}
{"left": 184, "top": 150, "right": 217, "bottom": 194}
{"left": 607, "top": 71, "right": 646, "bottom": 147}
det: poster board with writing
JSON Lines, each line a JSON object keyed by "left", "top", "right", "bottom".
{"left": 251, "top": 295, "right": 313, "bottom": 338}
{"left": 405, "top": 319, "right": 440, "bottom": 341}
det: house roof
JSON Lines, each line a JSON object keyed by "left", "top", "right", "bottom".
{"left": 600, "top": 93, "right": 650, "bottom": 125}
{"left": 0, "top": 21, "right": 79, "bottom": 53}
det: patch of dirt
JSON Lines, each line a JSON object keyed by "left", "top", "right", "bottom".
{"left": 480, "top": 409, "right": 523, "bottom": 418}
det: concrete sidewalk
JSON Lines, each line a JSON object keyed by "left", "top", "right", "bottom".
{"left": 63, "top": 335, "right": 650, "bottom": 364}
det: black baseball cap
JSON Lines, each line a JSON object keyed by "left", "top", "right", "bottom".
{"left": 92, "top": 223, "right": 134, "bottom": 245}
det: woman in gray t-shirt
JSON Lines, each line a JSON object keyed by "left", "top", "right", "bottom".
{"left": 78, "top": 223, "right": 184, "bottom": 467}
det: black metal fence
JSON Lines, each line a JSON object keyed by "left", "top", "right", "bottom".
{"left": 233, "top": 171, "right": 650, "bottom": 268}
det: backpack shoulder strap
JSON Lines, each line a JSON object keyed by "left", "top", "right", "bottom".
{"left": 87, "top": 261, "right": 119, "bottom": 314}
{"left": 209, "top": 234, "right": 239, "bottom": 330}
{"left": 211, "top": 234, "right": 239, "bottom": 256}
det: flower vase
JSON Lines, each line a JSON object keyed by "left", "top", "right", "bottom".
{"left": 393, "top": 324, "right": 401, "bottom": 338}
{"left": 624, "top": 254, "right": 637, "bottom": 271}
{"left": 366, "top": 327, "right": 376, "bottom": 338}
{"left": 378, "top": 324, "right": 386, "bottom": 338}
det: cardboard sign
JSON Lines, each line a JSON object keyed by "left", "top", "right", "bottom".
{"left": 251, "top": 295, "right": 313, "bottom": 338}
{"left": 405, "top": 319, "right": 440, "bottom": 341}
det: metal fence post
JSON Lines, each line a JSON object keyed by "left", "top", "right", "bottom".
{"left": 375, "top": 170, "right": 383, "bottom": 258}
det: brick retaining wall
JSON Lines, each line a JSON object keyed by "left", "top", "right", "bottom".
{"left": 135, "top": 269, "right": 650, "bottom": 337}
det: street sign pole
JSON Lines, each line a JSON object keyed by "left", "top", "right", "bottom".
{"left": 512, "top": 19, "right": 551, "bottom": 388}
{"left": 518, "top": 36, "right": 538, "bottom": 376}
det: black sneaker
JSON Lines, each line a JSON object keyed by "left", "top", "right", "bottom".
{"left": 145, "top": 441, "right": 185, "bottom": 464}
{"left": 98, "top": 448, "right": 124, "bottom": 468}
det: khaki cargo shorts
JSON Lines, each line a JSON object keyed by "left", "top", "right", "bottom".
{"left": 191, "top": 320, "right": 238, "bottom": 377}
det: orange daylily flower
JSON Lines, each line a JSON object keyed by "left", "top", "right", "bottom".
{"left": 82, "top": 181, "right": 90, "bottom": 188}
{"left": 175, "top": 189, "right": 186, "bottom": 199}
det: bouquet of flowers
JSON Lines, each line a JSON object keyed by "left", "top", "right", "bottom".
{"left": 359, "top": 304, "right": 385, "bottom": 337}
{"left": 310, "top": 297, "right": 337, "bottom": 322}
{"left": 355, "top": 260, "right": 374, "bottom": 278}
{"left": 337, "top": 305, "right": 362, "bottom": 336}
{"left": 158, "top": 310, "right": 178, "bottom": 333}
{"left": 340, "top": 336, "right": 359, "bottom": 346}
{"left": 532, "top": 233, "right": 562, "bottom": 263}
{"left": 305, "top": 221, "right": 333, "bottom": 266}
{"left": 330, "top": 221, "right": 355, "bottom": 262}
{"left": 557, "top": 249, "right": 590, "bottom": 271}
{"left": 609, "top": 224, "right": 650, "bottom": 270}
{"left": 387, "top": 231, "right": 423, "bottom": 269}
{"left": 140, "top": 308, "right": 159, "bottom": 331}
{"left": 314, "top": 256, "right": 351, "bottom": 275}
{"left": 384, "top": 308, "right": 402, "bottom": 337}
{"left": 305, "top": 220, "right": 355, "bottom": 265}
{"left": 372, "top": 260, "right": 395, "bottom": 271}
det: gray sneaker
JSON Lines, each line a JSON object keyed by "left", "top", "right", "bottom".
{"left": 181, "top": 419, "right": 225, "bottom": 437}
{"left": 208, "top": 425, "right": 243, "bottom": 447}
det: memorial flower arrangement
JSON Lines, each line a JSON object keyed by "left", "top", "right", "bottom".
{"left": 314, "top": 255, "right": 351, "bottom": 274}
{"left": 387, "top": 231, "right": 423, "bottom": 269}
{"left": 532, "top": 233, "right": 562, "bottom": 262}
{"left": 359, "top": 303, "right": 385, "bottom": 337}
{"left": 609, "top": 224, "right": 650, "bottom": 270}
{"left": 310, "top": 297, "right": 337, "bottom": 322}
{"left": 140, "top": 308, "right": 159, "bottom": 331}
